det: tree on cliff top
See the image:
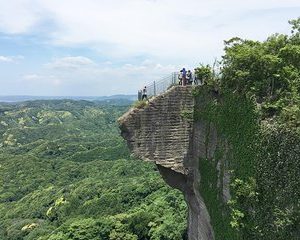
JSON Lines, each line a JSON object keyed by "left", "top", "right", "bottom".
{"left": 195, "top": 17, "right": 300, "bottom": 128}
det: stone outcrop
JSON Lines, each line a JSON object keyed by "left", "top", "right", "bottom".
{"left": 119, "top": 86, "right": 194, "bottom": 174}
{"left": 118, "top": 86, "right": 215, "bottom": 240}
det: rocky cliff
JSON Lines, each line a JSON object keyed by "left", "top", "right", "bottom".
{"left": 119, "top": 86, "right": 217, "bottom": 240}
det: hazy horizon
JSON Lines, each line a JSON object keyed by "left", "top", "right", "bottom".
{"left": 0, "top": 93, "right": 136, "bottom": 97}
{"left": 0, "top": 94, "right": 137, "bottom": 103}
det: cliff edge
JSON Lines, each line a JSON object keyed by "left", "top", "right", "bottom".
{"left": 118, "top": 86, "right": 215, "bottom": 240}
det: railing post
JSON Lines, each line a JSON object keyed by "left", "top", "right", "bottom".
{"left": 172, "top": 72, "right": 175, "bottom": 85}
{"left": 142, "top": 72, "right": 178, "bottom": 99}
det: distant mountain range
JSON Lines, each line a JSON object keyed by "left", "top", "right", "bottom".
{"left": 0, "top": 94, "right": 137, "bottom": 103}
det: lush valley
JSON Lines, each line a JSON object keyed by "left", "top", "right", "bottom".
{"left": 0, "top": 100, "right": 187, "bottom": 240}
{"left": 1, "top": 17, "right": 299, "bottom": 240}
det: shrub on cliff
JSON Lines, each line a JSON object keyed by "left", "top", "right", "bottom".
{"left": 221, "top": 18, "right": 300, "bottom": 128}
{"left": 195, "top": 17, "right": 300, "bottom": 240}
{"left": 195, "top": 17, "right": 300, "bottom": 128}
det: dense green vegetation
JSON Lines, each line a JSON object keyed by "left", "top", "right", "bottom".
{"left": 0, "top": 100, "right": 187, "bottom": 240}
{"left": 1, "top": 17, "right": 299, "bottom": 240}
{"left": 195, "top": 18, "right": 300, "bottom": 240}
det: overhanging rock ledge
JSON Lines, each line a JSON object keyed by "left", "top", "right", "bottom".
{"left": 118, "top": 86, "right": 215, "bottom": 240}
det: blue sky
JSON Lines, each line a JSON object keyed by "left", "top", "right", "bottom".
{"left": 0, "top": 0, "right": 299, "bottom": 96}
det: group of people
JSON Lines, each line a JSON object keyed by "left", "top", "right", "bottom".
{"left": 178, "top": 68, "right": 201, "bottom": 86}
{"left": 138, "top": 68, "right": 202, "bottom": 101}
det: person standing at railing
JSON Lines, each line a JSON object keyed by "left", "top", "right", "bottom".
{"left": 186, "top": 70, "right": 193, "bottom": 85}
{"left": 138, "top": 89, "right": 142, "bottom": 100}
{"left": 193, "top": 69, "right": 201, "bottom": 85}
{"left": 142, "top": 86, "right": 148, "bottom": 101}
{"left": 180, "top": 68, "right": 187, "bottom": 86}
{"left": 178, "top": 71, "right": 182, "bottom": 85}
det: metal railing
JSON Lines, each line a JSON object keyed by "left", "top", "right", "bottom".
{"left": 138, "top": 72, "right": 180, "bottom": 99}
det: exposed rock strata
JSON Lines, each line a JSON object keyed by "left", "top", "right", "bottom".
{"left": 119, "top": 86, "right": 215, "bottom": 240}
{"left": 119, "top": 86, "right": 194, "bottom": 174}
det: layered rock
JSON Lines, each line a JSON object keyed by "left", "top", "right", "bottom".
{"left": 119, "top": 86, "right": 215, "bottom": 240}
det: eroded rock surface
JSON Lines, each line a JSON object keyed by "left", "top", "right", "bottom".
{"left": 119, "top": 86, "right": 194, "bottom": 174}
{"left": 119, "top": 86, "right": 215, "bottom": 240}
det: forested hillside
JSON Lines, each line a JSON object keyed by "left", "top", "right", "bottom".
{"left": 194, "top": 18, "right": 300, "bottom": 240}
{"left": 0, "top": 100, "right": 187, "bottom": 240}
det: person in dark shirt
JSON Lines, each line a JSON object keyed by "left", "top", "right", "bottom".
{"left": 186, "top": 70, "right": 193, "bottom": 85}
{"left": 142, "top": 86, "right": 148, "bottom": 100}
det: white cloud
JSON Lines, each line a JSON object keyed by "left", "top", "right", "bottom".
{"left": 22, "top": 73, "right": 61, "bottom": 86}
{"left": 45, "top": 56, "right": 96, "bottom": 70}
{"left": 0, "top": 56, "right": 13, "bottom": 62}
{"left": 0, "top": 0, "right": 299, "bottom": 62}
{"left": 1, "top": 0, "right": 299, "bottom": 95}
{"left": 0, "top": 55, "right": 24, "bottom": 63}
{"left": 23, "top": 74, "right": 40, "bottom": 80}
{"left": 19, "top": 56, "right": 179, "bottom": 95}
{"left": 0, "top": 0, "right": 41, "bottom": 34}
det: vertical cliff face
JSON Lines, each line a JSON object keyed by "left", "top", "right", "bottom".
{"left": 119, "top": 85, "right": 300, "bottom": 239}
{"left": 118, "top": 86, "right": 215, "bottom": 240}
